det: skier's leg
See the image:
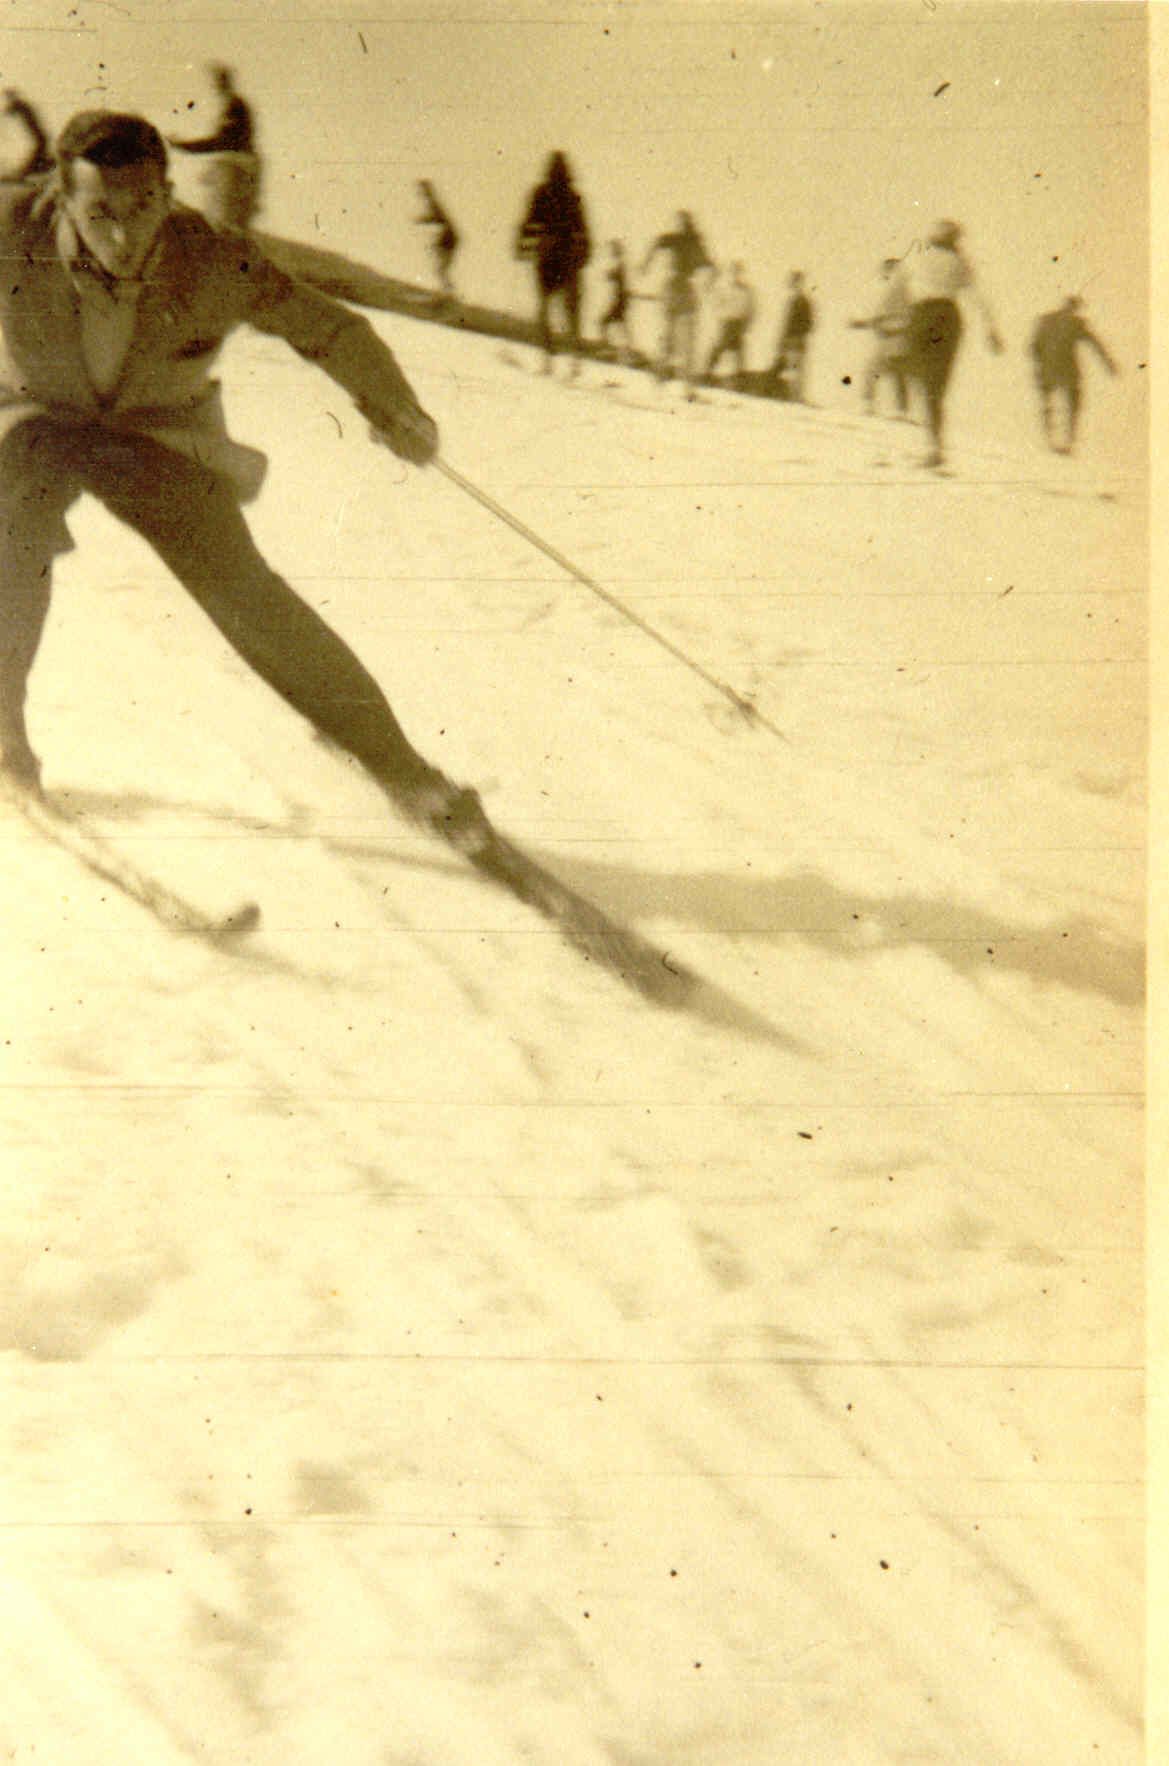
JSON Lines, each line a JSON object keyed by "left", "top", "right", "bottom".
{"left": 658, "top": 302, "right": 674, "bottom": 380}
{"left": 0, "top": 420, "right": 81, "bottom": 786}
{"left": 83, "top": 433, "right": 453, "bottom": 806}
{"left": 862, "top": 349, "right": 881, "bottom": 412}
{"left": 679, "top": 304, "right": 697, "bottom": 391}
{"left": 563, "top": 274, "right": 582, "bottom": 374}
{"left": 1066, "top": 377, "right": 1082, "bottom": 450}
{"left": 536, "top": 278, "right": 554, "bottom": 368}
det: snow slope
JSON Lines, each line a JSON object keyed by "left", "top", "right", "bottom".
{"left": 0, "top": 316, "right": 1145, "bottom": 1763}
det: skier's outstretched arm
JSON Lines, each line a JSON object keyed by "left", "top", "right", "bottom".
{"left": 964, "top": 256, "right": 1004, "bottom": 352}
{"left": 237, "top": 237, "right": 439, "bottom": 464}
{"left": 1085, "top": 326, "right": 1119, "bottom": 375}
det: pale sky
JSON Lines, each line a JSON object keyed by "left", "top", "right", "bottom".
{"left": 0, "top": 1, "right": 1149, "bottom": 404}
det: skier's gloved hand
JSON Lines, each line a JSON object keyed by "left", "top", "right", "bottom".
{"left": 371, "top": 405, "right": 439, "bottom": 467}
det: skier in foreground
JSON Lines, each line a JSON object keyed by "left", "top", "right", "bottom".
{"left": 0, "top": 110, "right": 488, "bottom": 852}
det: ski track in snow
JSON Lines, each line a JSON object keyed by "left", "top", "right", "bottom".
{"left": 1, "top": 320, "right": 1144, "bottom": 1763}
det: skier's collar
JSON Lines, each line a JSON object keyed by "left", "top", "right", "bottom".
{"left": 55, "top": 206, "right": 168, "bottom": 298}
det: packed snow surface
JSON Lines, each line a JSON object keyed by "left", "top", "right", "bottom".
{"left": 1, "top": 316, "right": 1144, "bottom": 1763}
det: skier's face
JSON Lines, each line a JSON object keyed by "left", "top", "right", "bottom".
{"left": 63, "top": 159, "right": 171, "bottom": 279}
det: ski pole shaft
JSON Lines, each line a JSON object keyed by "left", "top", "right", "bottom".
{"left": 433, "top": 456, "right": 787, "bottom": 743}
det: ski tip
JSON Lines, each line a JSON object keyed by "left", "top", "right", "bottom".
{"left": 215, "top": 900, "right": 262, "bottom": 938}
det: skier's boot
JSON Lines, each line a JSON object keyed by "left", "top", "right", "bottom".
{"left": 387, "top": 764, "right": 493, "bottom": 857}
{"left": 0, "top": 709, "right": 42, "bottom": 796}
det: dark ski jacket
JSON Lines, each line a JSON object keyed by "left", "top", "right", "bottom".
{"left": 517, "top": 174, "right": 591, "bottom": 289}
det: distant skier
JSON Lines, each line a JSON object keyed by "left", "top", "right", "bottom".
{"left": 1029, "top": 295, "right": 1117, "bottom": 455}
{"left": 773, "top": 271, "right": 815, "bottom": 402}
{"left": 849, "top": 257, "right": 910, "bottom": 416}
{"left": 167, "top": 63, "right": 261, "bottom": 230}
{"left": 639, "top": 210, "right": 713, "bottom": 393}
{"left": 515, "top": 151, "right": 591, "bottom": 374}
{"left": 893, "top": 219, "right": 1003, "bottom": 470}
{"left": 598, "top": 240, "right": 633, "bottom": 363}
{"left": 0, "top": 90, "right": 53, "bottom": 183}
{"left": 704, "top": 261, "right": 756, "bottom": 384}
{"left": 415, "top": 180, "right": 459, "bottom": 300}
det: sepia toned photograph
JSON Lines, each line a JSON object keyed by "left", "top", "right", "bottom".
{"left": 0, "top": 0, "right": 1149, "bottom": 1759}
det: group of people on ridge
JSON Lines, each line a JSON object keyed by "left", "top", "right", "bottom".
{"left": 510, "top": 159, "right": 817, "bottom": 404}
{"left": 0, "top": 88, "right": 1128, "bottom": 831}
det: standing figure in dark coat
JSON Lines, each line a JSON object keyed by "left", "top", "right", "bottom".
{"left": 1029, "top": 296, "right": 1118, "bottom": 454}
{"left": 516, "top": 152, "right": 591, "bottom": 374}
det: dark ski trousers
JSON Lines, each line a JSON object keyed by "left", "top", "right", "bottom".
{"left": 535, "top": 268, "right": 582, "bottom": 359}
{"left": 0, "top": 417, "right": 429, "bottom": 784}
{"left": 903, "top": 298, "right": 963, "bottom": 451}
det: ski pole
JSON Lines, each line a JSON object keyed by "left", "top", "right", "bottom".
{"left": 434, "top": 456, "right": 787, "bottom": 744}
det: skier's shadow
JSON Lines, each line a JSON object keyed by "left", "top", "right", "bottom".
{"left": 542, "top": 853, "right": 1144, "bottom": 1008}
{"left": 67, "top": 788, "right": 1138, "bottom": 1026}
{"left": 64, "top": 787, "right": 799, "bottom": 1045}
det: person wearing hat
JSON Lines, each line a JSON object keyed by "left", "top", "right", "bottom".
{"left": 0, "top": 108, "right": 489, "bottom": 852}
{"left": 893, "top": 219, "right": 1003, "bottom": 469}
{"left": 1028, "top": 294, "right": 1118, "bottom": 454}
{"left": 167, "top": 63, "right": 261, "bottom": 230}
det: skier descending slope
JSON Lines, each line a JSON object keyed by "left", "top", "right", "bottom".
{"left": 0, "top": 110, "right": 485, "bottom": 842}
{"left": 0, "top": 111, "right": 688, "bottom": 998}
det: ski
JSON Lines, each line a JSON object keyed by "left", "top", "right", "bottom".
{"left": 458, "top": 821, "right": 694, "bottom": 1007}
{"left": 2, "top": 776, "right": 261, "bottom": 944}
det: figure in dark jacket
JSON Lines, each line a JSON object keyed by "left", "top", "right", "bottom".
{"left": 168, "top": 64, "right": 261, "bottom": 229}
{"left": 0, "top": 90, "right": 53, "bottom": 183}
{"left": 1029, "top": 296, "right": 1118, "bottom": 454}
{"left": 0, "top": 110, "right": 488, "bottom": 851}
{"left": 773, "top": 272, "right": 815, "bottom": 402}
{"left": 516, "top": 152, "right": 591, "bottom": 373}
